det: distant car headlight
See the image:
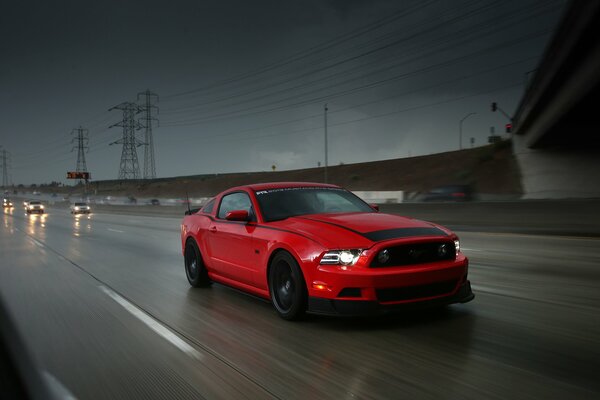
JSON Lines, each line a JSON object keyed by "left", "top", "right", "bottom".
{"left": 40, "top": 205, "right": 44, "bottom": 209}
{"left": 74, "top": 207, "right": 80, "bottom": 210}
{"left": 320, "top": 249, "right": 362, "bottom": 266}
{"left": 454, "top": 239, "right": 460, "bottom": 255}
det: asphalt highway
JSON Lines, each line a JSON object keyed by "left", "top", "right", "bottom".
{"left": 1, "top": 206, "right": 599, "bottom": 399}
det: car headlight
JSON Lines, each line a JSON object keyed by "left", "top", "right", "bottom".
{"left": 74, "top": 207, "right": 80, "bottom": 210}
{"left": 454, "top": 239, "right": 460, "bottom": 255}
{"left": 40, "top": 205, "right": 44, "bottom": 209}
{"left": 320, "top": 249, "right": 362, "bottom": 266}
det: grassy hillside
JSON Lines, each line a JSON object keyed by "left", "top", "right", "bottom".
{"left": 64, "top": 140, "right": 521, "bottom": 198}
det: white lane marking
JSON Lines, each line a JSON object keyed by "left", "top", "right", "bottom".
{"left": 107, "top": 228, "right": 124, "bottom": 233}
{"left": 98, "top": 285, "right": 202, "bottom": 360}
{"left": 461, "top": 247, "right": 483, "bottom": 252}
{"left": 29, "top": 237, "right": 45, "bottom": 249}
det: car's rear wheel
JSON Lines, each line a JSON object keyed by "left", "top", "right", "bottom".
{"left": 184, "top": 240, "right": 210, "bottom": 287}
{"left": 269, "top": 251, "right": 307, "bottom": 320}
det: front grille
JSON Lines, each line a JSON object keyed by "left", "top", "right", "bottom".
{"left": 370, "top": 241, "right": 455, "bottom": 267}
{"left": 376, "top": 280, "right": 457, "bottom": 302}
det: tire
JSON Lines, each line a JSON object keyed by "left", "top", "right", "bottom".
{"left": 269, "top": 251, "right": 307, "bottom": 320}
{"left": 184, "top": 240, "right": 210, "bottom": 287}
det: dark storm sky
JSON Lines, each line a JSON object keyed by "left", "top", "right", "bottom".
{"left": 0, "top": 0, "right": 567, "bottom": 184}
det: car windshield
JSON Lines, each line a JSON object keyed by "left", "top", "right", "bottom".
{"left": 255, "top": 187, "right": 373, "bottom": 222}
{"left": 75, "top": 203, "right": 87, "bottom": 206}
{"left": 29, "top": 201, "right": 41, "bottom": 205}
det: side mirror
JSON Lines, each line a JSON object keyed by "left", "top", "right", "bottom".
{"left": 225, "top": 209, "right": 250, "bottom": 221}
{"left": 369, "top": 203, "right": 379, "bottom": 212}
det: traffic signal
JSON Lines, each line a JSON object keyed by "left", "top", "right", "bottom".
{"left": 505, "top": 123, "right": 512, "bottom": 133}
{"left": 491, "top": 102, "right": 497, "bottom": 112}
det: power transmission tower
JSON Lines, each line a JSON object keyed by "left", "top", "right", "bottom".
{"left": 109, "top": 102, "right": 143, "bottom": 180}
{"left": 71, "top": 126, "right": 89, "bottom": 173}
{"left": 0, "top": 146, "right": 11, "bottom": 188}
{"left": 137, "top": 90, "right": 159, "bottom": 179}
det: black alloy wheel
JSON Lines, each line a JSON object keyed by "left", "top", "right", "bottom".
{"left": 269, "top": 251, "right": 307, "bottom": 320}
{"left": 184, "top": 241, "right": 210, "bottom": 287}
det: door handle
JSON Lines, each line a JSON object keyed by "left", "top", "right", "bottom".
{"left": 209, "top": 226, "right": 217, "bottom": 233}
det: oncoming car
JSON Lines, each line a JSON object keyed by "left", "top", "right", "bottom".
{"left": 2, "top": 198, "right": 13, "bottom": 208}
{"left": 25, "top": 201, "right": 44, "bottom": 214}
{"left": 70, "top": 202, "right": 91, "bottom": 214}
{"left": 181, "top": 182, "right": 473, "bottom": 320}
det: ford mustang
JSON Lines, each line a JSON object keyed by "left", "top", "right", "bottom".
{"left": 180, "top": 182, "right": 473, "bottom": 320}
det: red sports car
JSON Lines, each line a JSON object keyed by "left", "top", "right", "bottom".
{"left": 181, "top": 182, "right": 473, "bottom": 320}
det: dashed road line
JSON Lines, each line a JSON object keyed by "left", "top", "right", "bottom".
{"left": 98, "top": 285, "right": 203, "bottom": 361}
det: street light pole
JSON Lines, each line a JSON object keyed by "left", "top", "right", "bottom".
{"left": 459, "top": 112, "right": 476, "bottom": 150}
{"left": 324, "top": 103, "right": 328, "bottom": 183}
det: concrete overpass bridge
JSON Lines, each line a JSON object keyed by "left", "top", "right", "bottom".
{"left": 512, "top": 0, "right": 600, "bottom": 198}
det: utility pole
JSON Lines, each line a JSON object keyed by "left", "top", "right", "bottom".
{"left": 137, "top": 90, "right": 159, "bottom": 179}
{"left": 109, "top": 102, "right": 143, "bottom": 180}
{"left": 324, "top": 103, "right": 328, "bottom": 184}
{"left": 0, "top": 146, "right": 11, "bottom": 188}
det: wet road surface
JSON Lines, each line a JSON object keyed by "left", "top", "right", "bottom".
{"left": 1, "top": 206, "right": 599, "bottom": 399}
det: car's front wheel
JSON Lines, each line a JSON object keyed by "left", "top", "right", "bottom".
{"left": 269, "top": 251, "right": 307, "bottom": 320}
{"left": 184, "top": 240, "right": 210, "bottom": 287}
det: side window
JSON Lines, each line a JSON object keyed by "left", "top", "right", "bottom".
{"left": 201, "top": 198, "right": 215, "bottom": 214}
{"left": 217, "top": 192, "right": 253, "bottom": 219}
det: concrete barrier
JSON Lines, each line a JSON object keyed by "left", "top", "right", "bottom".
{"left": 353, "top": 191, "right": 404, "bottom": 204}
{"left": 19, "top": 195, "right": 599, "bottom": 237}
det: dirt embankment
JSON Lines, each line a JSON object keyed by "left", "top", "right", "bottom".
{"left": 61, "top": 140, "right": 521, "bottom": 198}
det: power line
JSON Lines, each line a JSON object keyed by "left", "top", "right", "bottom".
{"left": 164, "top": 54, "right": 540, "bottom": 143}
{"left": 161, "top": 0, "right": 559, "bottom": 116}
{"left": 163, "top": 81, "right": 524, "bottom": 147}
{"left": 161, "top": 27, "right": 552, "bottom": 127}
{"left": 162, "top": 0, "right": 442, "bottom": 100}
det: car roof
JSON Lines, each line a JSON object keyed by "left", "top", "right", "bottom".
{"left": 228, "top": 182, "right": 341, "bottom": 192}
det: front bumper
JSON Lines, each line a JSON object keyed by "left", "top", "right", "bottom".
{"left": 308, "top": 281, "right": 474, "bottom": 316}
